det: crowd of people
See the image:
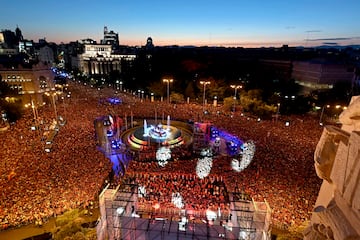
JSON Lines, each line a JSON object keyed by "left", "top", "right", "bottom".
{"left": 0, "top": 80, "right": 324, "bottom": 232}
{"left": 123, "top": 172, "right": 229, "bottom": 217}
{"left": 0, "top": 83, "right": 113, "bottom": 230}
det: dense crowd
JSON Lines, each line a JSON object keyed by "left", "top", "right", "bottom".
{"left": 0, "top": 81, "right": 324, "bottom": 232}
{"left": 123, "top": 172, "right": 229, "bottom": 216}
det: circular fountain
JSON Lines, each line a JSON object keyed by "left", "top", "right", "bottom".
{"left": 122, "top": 116, "right": 193, "bottom": 150}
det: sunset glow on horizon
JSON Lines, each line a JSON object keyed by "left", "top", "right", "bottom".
{"left": 1, "top": 0, "right": 359, "bottom": 48}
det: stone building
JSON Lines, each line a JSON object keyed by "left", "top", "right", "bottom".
{"left": 304, "top": 95, "right": 360, "bottom": 239}
{"left": 0, "top": 62, "right": 55, "bottom": 105}
{"left": 292, "top": 60, "right": 354, "bottom": 94}
{"left": 72, "top": 43, "right": 136, "bottom": 75}
{"left": 101, "top": 26, "right": 119, "bottom": 47}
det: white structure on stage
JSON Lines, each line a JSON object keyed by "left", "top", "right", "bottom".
{"left": 96, "top": 183, "right": 272, "bottom": 240}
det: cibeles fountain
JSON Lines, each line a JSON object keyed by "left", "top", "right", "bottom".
{"left": 143, "top": 116, "right": 171, "bottom": 140}
{"left": 123, "top": 115, "right": 192, "bottom": 150}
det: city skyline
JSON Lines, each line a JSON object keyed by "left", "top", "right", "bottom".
{"left": 1, "top": 0, "right": 360, "bottom": 48}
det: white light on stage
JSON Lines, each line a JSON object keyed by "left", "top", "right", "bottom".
{"left": 200, "top": 147, "right": 213, "bottom": 157}
{"left": 214, "top": 137, "right": 221, "bottom": 147}
{"left": 131, "top": 212, "right": 140, "bottom": 218}
{"left": 232, "top": 140, "right": 256, "bottom": 172}
{"left": 239, "top": 230, "right": 250, "bottom": 239}
{"left": 138, "top": 185, "right": 146, "bottom": 198}
{"left": 171, "top": 192, "right": 184, "bottom": 209}
{"left": 116, "top": 207, "right": 124, "bottom": 215}
{"left": 206, "top": 209, "right": 217, "bottom": 221}
{"left": 178, "top": 216, "right": 188, "bottom": 231}
{"left": 156, "top": 147, "right": 171, "bottom": 167}
{"left": 225, "top": 222, "right": 233, "bottom": 231}
{"left": 231, "top": 159, "right": 240, "bottom": 171}
{"left": 196, "top": 156, "right": 213, "bottom": 179}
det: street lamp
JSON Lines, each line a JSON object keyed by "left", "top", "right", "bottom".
{"left": 45, "top": 91, "right": 59, "bottom": 122}
{"left": 319, "top": 105, "right": 330, "bottom": 126}
{"left": 61, "top": 96, "right": 66, "bottom": 118}
{"left": 61, "top": 92, "right": 70, "bottom": 119}
{"left": 276, "top": 103, "right": 281, "bottom": 122}
{"left": 200, "top": 81, "right": 211, "bottom": 111}
{"left": 213, "top": 96, "right": 217, "bottom": 107}
{"left": 163, "top": 78, "right": 173, "bottom": 104}
{"left": 25, "top": 100, "right": 38, "bottom": 122}
{"left": 230, "top": 85, "right": 242, "bottom": 112}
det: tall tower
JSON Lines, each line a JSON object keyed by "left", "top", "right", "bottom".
{"left": 15, "top": 25, "right": 23, "bottom": 42}
{"left": 145, "top": 37, "right": 154, "bottom": 50}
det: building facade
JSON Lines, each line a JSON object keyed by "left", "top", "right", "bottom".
{"left": 38, "top": 45, "right": 55, "bottom": 65}
{"left": 101, "top": 26, "right": 119, "bottom": 46}
{"left": 0, "top": 27, "right": 22, "bottom": 55}
{"left": 292, "top": 60, "right": 354, "bottom": 93}
{"left": 304, "top": 96, "right": 360, "bottom": 239}
{"left": 0, "top": 62, "right": 55, "bottom": 105}
{"left": 73, "top": 43, "right": 136, "bottom": 75}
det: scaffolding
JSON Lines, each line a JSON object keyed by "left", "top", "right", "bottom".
{"left": 97, "top": 184, "right": 272, "bottom": 240}
{"left": 192, "top": 122, "right": 210, "bottom": 154}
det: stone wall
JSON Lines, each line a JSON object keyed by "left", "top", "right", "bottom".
{"left": 304, "top": 96, "right": 360, "bottom": 240}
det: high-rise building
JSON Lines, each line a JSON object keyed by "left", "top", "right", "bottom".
{"left": 101, "top": 26, "right": 119, "bottom": 47}
{"left": 145, "top": 37, "right": 154, "bottom": 50}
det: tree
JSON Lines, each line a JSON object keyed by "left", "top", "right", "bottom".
{"left": 184, "top": 81, "right": 196, "bottom": 99}
{"left": 147, "top": 80, "right": 166, "bottom": 97}
{"left": 51, "top": 209, "right": 96, "bottom": 240}
{"left": 170, "top": 92, "right": 185, "bottom": 103}
{"left": 196, "top": 77, "right": 228, "bottom": 100}
{"left": 207, "top": 79, "right": 228, "bottom": 99}
{"left": 240, "top": 89, "right": 277, "bottom": 119}
{"left": 223, "top": 96, "right": 235, "bottom": 111}
{"left": 314, "top": 80, "right": 352, "bottom": 107}
{"left": 1, "top": 99, "right": 23, "bottom": 123}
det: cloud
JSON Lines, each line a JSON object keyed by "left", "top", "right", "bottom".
{"left": 322, "top": 42, "right": 338, "bottom": 45}
{"left": 307, "top": 37, "right": 353, "bottom": 41}
{"left": 305, "top": 30, "right": 322, "bottom": 33}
